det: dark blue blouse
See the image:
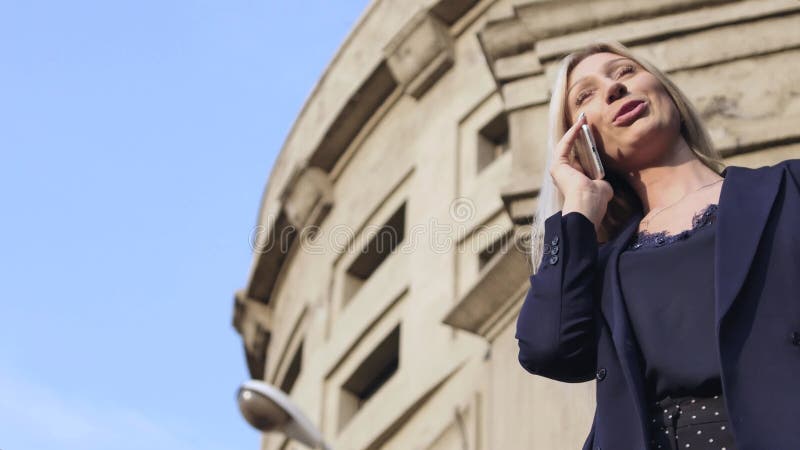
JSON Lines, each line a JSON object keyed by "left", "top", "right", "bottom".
{"left": 618, "top": 203, "right": 722, "bottom": 402}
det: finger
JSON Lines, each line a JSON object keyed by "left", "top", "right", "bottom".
{"left": 555, "top": 112, "right": 587, "bottom": 164}
{"left": 566, "top": 145, "right": 585, "bottom": 173}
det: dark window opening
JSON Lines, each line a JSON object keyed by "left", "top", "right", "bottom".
{"left": 279, "top": 341, "right": 303, "bottom": 395}
{"left": 343, "top": 203, "right": 406, "bottom": 304}
{"left": 478, "top": 229, "right": 513, "bottom": 271}
{"left": 338, "top": 325, "right": 400, "bottom": 431}
{"left": 477, "top": 113, "right": 510, "bottom": 172}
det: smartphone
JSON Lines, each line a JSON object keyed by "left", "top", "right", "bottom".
{"left": 572, "top": 123, "right": 605, "bottom": 180}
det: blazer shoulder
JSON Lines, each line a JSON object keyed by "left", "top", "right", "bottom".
{"left": 757, "top": 158, "right": 800, "bottom": 187}
{"left": 776, "top": 158, "right": 800, "bottom": 178}
{"left": 763, "top": 158, "right": 797, "bottom": 173}
{"left": 777, "top": 158, "right": 800, "bottom": 191}
{"left": 723, "top": 159, "right": 800, "bottom": 183}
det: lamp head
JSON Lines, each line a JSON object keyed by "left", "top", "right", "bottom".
{"left": 237, "top": 383, "right": 290, "bottom": 431}
{"left": 236, "top": 380, "right": 329, "bottom": 449}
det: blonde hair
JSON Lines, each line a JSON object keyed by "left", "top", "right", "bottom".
{"left": 530, "top": 38, "right": 725, "bottom": 274}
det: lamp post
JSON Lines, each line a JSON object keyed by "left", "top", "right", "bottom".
{"left": 237, "top": 380, "right": 333, "bottom": 450}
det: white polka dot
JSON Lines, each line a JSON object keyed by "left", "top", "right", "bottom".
{"left": 692, "top": 415, "right": 697, "bottom": 419}
{"left": 721, "top": 426, "right": 726, "bottom": 430}
{"left": 714, "top": 395, "right": 719, "bottom": 399}
{"left": 664, "top": 409, "right": 668, "bottom": 413}
{"left": 708, "top": 438, "right": 714, "bottom": 443}
{"left": 714, "top": 411, "right": 719, "bottom": 416}
{"left": 697, "top": 430, "right": 702, "bottom": 435}
{"left": 685, "top": 444, "right": 690, "bottom": 448}
{"left": 668, "top": 415, "right": 672, "bottom": 419}
{"left": 691, "top": 399, "right": 695, "bottom": 403}
{"left": 701, "top": 405, "right": 706, "bottom": 410}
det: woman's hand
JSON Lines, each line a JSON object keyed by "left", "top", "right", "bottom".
{"left": 549, "top": 112, "right": 614, "bottom": 231}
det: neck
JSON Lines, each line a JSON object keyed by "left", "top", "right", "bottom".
{"left": 620, "top": 138, "right": 722, "bottom": 215}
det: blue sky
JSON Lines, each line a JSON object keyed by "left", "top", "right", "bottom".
{"left": 0, "top": 1, "right": 370, "bottom": 449}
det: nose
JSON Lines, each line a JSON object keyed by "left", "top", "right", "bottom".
{"left": 605, "top": 81, "right": 627, "bottom": 104}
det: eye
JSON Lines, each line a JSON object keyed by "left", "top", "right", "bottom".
{"left": 575, "top": 89, "right": 592, "bottom": 106}
{"left": 616, "top": 64, "right": 635, "bottom": 77}
{"left": 574, "top": 65, "right": 635, "bottom": 106}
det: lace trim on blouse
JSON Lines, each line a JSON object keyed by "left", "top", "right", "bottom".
{"left": 627, "top": 203, "right": 718, "bottom": 251}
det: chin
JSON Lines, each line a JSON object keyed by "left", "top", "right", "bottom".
{"left": 627, "top": 119, "right": 671, "bottom": 148}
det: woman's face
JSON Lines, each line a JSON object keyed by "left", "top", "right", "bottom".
{"left": 565, "top": 51, "right": 681, "bottom": 172}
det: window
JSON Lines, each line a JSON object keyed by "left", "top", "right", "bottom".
{"left": 476, "top": 112, "right": 509, "bottom": 172}
{"left": 343, "top": 202, "right": 406, "bottom": 305}
{"left": 338, "top": 325, "right": 400, "bottom": 431}
{"left": 280, "top": 341, "right": 303, "bottom": 395}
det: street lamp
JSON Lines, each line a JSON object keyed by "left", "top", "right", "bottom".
{"left": 237, "top": 380, "right": 333, "bottom": 450}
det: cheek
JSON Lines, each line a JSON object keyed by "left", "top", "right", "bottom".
{"left": 586, "top": 108, "right": 604, "bottom": 126}
{"left": 593, "top": 125, "right": 617, "bottom": 157}
{"left": 642, "top": 79, "right": 673, "bottom": 113}
{"left": 639, "top": 73, "right": 664, "bottom": 91}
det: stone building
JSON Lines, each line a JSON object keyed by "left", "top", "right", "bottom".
{"left": 232, "top": 1, "right": 800, "bottom": 449}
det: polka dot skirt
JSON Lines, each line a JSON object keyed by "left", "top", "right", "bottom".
{"left": 647, "top": 394, "right": 738, "bottom": 450}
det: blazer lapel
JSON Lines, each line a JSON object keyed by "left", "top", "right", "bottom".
{"left": 600, "top": 208, "right": 647, "bottom": 435}
{"left": 715, "top": 164, "right": 783, "bottom": 336}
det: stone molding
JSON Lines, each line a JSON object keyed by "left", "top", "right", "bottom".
{"left": 247, "top": 165, "right": 334, "bottom": 305}
{"left": 384, "top": 9, "right": 455, "bottom": 99}
{"left": 233, "top": 289, "right": 274, "bottom": 379}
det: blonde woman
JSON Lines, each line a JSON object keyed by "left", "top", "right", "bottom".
{"left": 516, "top": 38, "right": 800, "bottom": 450}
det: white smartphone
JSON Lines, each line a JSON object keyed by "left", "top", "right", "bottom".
{"left": 573, "top": 123, "right": 605, "bottom": 180}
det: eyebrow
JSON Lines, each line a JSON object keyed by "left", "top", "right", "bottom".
{"left": 567, "top": 57, "right": 631, "bottom": 97}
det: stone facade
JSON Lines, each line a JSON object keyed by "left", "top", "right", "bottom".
{"left": 232, "top": 1, "right": 800, "bottom": 449}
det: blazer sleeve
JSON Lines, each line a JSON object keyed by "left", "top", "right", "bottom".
{"left": 515, "top": 210, "right": 601, "bottom": 383}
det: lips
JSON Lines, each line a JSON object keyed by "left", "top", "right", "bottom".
{"left": 613, "top": 99, "right": 647, "bottom": 125}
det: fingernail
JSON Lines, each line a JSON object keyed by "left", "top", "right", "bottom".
{"left": 578, "top": 111, "right": 586, "bottom": 122}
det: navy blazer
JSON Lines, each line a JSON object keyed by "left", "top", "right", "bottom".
{"left": 516, "top": 159, "right": 800, "bottom": 450}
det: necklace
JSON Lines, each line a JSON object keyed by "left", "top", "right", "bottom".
{"left": 640, "top": 179, "right": 723, "bottom": 230}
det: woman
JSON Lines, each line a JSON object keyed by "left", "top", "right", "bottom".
{"left": 516, "top": 38, "right": 800, "bottom": 450}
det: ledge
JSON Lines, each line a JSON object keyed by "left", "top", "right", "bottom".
{"left": 478, "top": 0, "right": 734, "bottom": 63}
{"left": 493, "top": 49, "right": 543, "bottom": 83}
{"left": 442, "top": 230, "right": 532, "bottom": 337}
{"left": 308, "top": 61, "right": 398, "bottom": 172}
{"left": 430, "top": 0, "right": 481, "bottom": 26}
{"left": 500, "top": 74, "right": 549, "bottom": 111}
{"left": 535, "top": 0, "right": 800, "bottom": 61}
{"left": 334, "top": 358, "right": 466, "bottom": 450}
{"left": 500, "top": 177, "right": 539, "bottom": 225}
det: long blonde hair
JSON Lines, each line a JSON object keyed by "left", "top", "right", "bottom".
{"left": 530, "top": 38, "right": 725, "bottom": 274}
